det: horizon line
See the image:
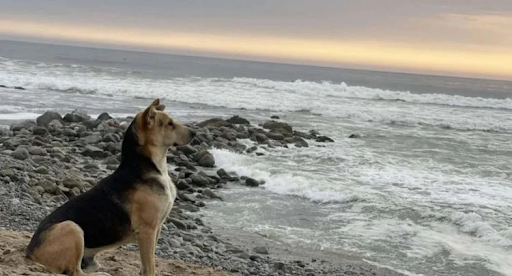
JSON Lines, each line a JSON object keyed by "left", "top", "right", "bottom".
{"left": 1, "top": 37, "right": 512, "bottom": 84}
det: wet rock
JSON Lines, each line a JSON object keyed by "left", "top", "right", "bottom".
{"left": 262, "top": 120, "right": 293, "bottom": 134}
{"left": 216, "top": 168, "right": 229, "bottom": 178}
{"left": 63, "top": 110, "right": 91, "bottom": 123}
{"left": 349, "top": 133, "right": 361, "bottom": 139}
{"left": 202, "top": 188, "right": 223, "bottom": 201}
{"left": 266, "top": 132, "right": 284, "bottom": 141}
{"left": 191, "top": 173, "right": 210, "bottom": 187}
{"left": 271, "top": 115, "right": 280, "bottom": 119}
{"left": 226, "top": 115, "right": 250, "bottom": 125}
{"left": 11, "top": 147, "right": 29, "bottom": 160}
{"left": 36, "top": 111, "right": 62, "bottom": 128}
{"left": 14, "top": 86, "right": 25, "bottom": 90}
{"left": 176, "top": 180, "right": 191, "bottom": 190}
{"left": 316, "top": 135, "right": 334, "bottom": 142}
{"left": 245, "top": 178, "right": 260, "bottom": 187}
{"left": 253, "top": 133, "right": 269, "bottom": 144}
{"left": 285, "top": 136, "right": 309, "bottom": 148}
{"left": 196, "top": 152, "right": 215, "bottom": 168}
{"left": 33, "top": 127, "right": 49, "bottom": 136}
{"left": 97, "top": 112, "right": 113, "bottom": 121}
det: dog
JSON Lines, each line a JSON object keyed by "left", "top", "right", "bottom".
{"left": 26, "top": 99, "right": 195, "bottom": 276}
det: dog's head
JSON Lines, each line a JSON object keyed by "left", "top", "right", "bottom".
{"left": 134, "top": 99, "right": 195, "bottom": 148}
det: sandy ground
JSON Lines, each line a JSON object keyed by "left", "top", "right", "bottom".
{"left": 0, "top": 231, "right": 230, "bottom": 276}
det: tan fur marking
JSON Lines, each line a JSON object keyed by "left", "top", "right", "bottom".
{"left": 31, "top": 221, "right": 101, "bottom": 276}
{"left": 128, "top": 185, "right": 172, "bottom": 276}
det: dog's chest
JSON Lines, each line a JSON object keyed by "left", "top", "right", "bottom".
{"left": 155, "top": 174, "right": 177, "bottom": 220}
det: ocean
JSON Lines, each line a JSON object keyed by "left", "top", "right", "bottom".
{"left": 1, "top": 39, "right": 512, "bottom": 276}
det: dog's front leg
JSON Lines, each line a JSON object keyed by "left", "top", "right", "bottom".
{"left": 138, "top": 226, "right": 157, "bottom": 276}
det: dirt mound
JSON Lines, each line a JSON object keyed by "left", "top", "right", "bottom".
{"left": 0, "top": 231, "right": 230, "bottom": 276}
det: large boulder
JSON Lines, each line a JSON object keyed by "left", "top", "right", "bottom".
{"left": 262, "top": 120, "right": 293, "bottom": 134}
{"left": 36, "top": 111, "right": 62, "bottom": 128}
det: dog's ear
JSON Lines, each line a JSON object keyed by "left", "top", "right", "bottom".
{"left": 141, "top": 99, "right": 161, "bottom": 127}
{"left": 155, "top": 104, "right": 166, "bottom": 111}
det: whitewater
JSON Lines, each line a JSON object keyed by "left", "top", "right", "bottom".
{"left": 1, "top": 41, "right": 512, "bottom": 276}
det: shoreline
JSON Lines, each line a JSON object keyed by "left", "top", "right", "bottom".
{"left": 0, "top": 107, "right": 403, "bottom": 276}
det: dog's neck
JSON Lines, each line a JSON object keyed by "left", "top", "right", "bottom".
{"left": 144, "top": 145, "right": 169, "bottom": 175}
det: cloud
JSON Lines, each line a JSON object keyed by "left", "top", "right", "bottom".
{"left": 1, "top": 18, "right": 511, "bottom": 80}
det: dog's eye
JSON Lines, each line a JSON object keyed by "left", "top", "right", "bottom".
{"left": 168, "top": 120, "right": 174, "bottom": 128}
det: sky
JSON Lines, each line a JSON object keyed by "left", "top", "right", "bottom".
{"left": 0, "top": 0, "right": 511, "bottom": 80}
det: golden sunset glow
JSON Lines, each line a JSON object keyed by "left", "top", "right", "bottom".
{"left": 1, "top": 18, "right": 511, "bottom": 80}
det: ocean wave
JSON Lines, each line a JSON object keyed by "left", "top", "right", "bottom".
{"left": 2, "top": 57, "right": 512, "bottom": 133}
{"left": 210, "top": 148, "right": 363, "bottom": 203}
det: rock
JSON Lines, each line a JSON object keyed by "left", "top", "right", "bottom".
{"left": 10, "top": 120, "right": 36, "bottom": 131}
{"left": 253, "top": 246, "right": 269, "bottom": 255}
{"left": 169, "top": 218, "right": 188, "bottom": 230}
{"left": 197, "top": 153, "right": 215, "bottom": 168}
{"left": 102, "top": 155, "right": 120, "bottom": 165}
{"left": 285, "top": 136, "right": 309, "bottom": 147}
{"left": 11, "top": 147, "right": 29, "bottom": 160}
{"left": 202, "top": 188, "right": 223, "bottom": 201}
{"left": 167, "top": 238, "right": 181, "bottom": 248}
{"left": 178, "top": 203, "right": 200, "bottom": 212}
{"left": 14, "top": 86, "right": 25, "bottom": 90}
{"left": 28, "top": 146, "right": 47, "bottom": 156}
{"left": 191, "top": 173, "right": 210, "bottom": 187}
{"left": 176, "top": 180, "right": 191, "bottom": 191}
{"left": 35, "top": 166, "right": 50, "bottom": 174}
{"left": 64, "top": 110, "right": 91, "bottom": 123}
{"left": 216, "top": 168, "right": 229, "bottom": 178}
{"left": 271, "top": 115, "right": 280, "bottom": 119}
{"left": 212, "top": 141, "right": 232, "bottom": 151}
{"left": 226, "top": 115, "right": 250, "bottom": 125}
{"left": 176, "top": 145, "right": 197, "bottom": 155}
{"left": 274, "top": 262, "right": 286, "bottom": 271}
{"left": 81, "top": 134, "right": 102, "bottom": 144}
{"left": 262, "top": 120, "right": 293, "bottom": 134}
{"left": 246, "top": 146, "right": 258, "bottom": 154}
{"left": 97, "top": 112, "right": 113, "bottom": 121}
{"left": 253, "top": 133, "right": 269, "bottom": 144}
{"left": 63, "top": 177, "right": 85, "bottom": 190}
{"left": 37, "top": 180, "right": 57, "bottom": 194}
{"left": 197, "top": 118, "right": 229, "bottom": 128}
{"left": 36, "top": 111, "right": 62, "bottom": 128}
{"left": 106, "top": 164, "right": 118, "bottom": 170}
{"left": 0, "top": 168, "right": 15, "bottom": 177}
{"left": 81, "top": 145, "right": 104, "bottom": 158}
{"left": 32, "top": 126, "right": 48, "bottom": 136}
{"left": 246, "top": 178, "right": 260, "bottom": 187}
{"left": 102, "top": 133, "right": 120, "bottom": 143}
{"left": 266, "top": 132, "right": 284, "bottom": 141}
{"left": 316, "top": 135, "right": 334, "bottom": 142}
{"left": 349, "top": 133, "right": 361, "bottom": 139}
{"left": 48, "top": 119, "right": 64, "bottom": 130}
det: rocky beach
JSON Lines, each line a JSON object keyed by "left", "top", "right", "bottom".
{"left": 0, "top": 105, "right": 402, "bottom": 276}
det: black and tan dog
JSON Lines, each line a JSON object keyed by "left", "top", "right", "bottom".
{"left": 25, "top": 99, "right": 195, "bottom": 276}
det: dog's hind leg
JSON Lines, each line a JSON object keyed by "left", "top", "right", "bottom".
{"left": 29, "top": 221, "right": 111, "bottom": 276}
